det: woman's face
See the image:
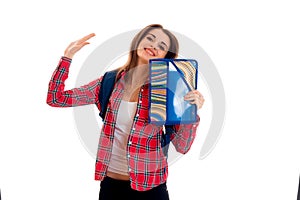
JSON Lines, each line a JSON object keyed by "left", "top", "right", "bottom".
{"left": 137, "top": 28, "right": 171, "bottom": 65}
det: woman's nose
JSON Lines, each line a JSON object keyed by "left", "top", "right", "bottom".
{"left": 150, "top": 44, "right": 157, "bottom": 50}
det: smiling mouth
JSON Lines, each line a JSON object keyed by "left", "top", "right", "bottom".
{"left": 144, "top": 48, "right": 156, "bottom": 56}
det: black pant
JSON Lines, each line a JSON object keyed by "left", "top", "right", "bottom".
{"left": 297, "top": 174, "right": 300, "bottom": 200}
{"left": 99, "top": 176, "right": 170, "bottom": 200}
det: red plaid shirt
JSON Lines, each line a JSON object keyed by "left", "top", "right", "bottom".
{"left": 47, "top": 57, "right": 200, "bottom": 191}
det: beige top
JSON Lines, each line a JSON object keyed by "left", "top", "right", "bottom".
{"left": 107, "top": 100, "right": 137, "bottom": 176}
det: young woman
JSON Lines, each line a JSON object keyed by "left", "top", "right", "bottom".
{"left": 47, "top": 24, "right": 205, "bottom": 200}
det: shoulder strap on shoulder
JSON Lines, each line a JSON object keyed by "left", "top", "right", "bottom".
{"left": 161, "top": 125, "right": 174, "bottom": 157}
{"left": 99, "top": 69, "right": 118, "bottom": 120}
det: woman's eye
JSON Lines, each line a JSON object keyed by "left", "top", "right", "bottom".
{"left": 146, "top": 36, "right": 153, "bottom": 41}
{"left": 159, "top": 45, "right": 166, "bottom": 51}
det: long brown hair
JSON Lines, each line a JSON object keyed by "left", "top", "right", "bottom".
{"left": 116, "top": 24, "right": 179, "bottom": 79}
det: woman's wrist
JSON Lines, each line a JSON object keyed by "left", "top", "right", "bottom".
{"left": 62, "top": 56, "right": 72, "bottom": 62}
{"left": 63, "top": 54, "right": 73, "bottom": 60}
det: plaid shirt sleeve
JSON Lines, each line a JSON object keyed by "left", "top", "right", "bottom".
{"left": 169, "top": 115, "right": 200, "bottom": 154}
{"left": 47, "top": 56, "right": 102, "bottom": 107}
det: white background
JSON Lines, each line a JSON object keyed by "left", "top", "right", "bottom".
{"left": 0, "top": 0, "right": 300, "bottom": 199}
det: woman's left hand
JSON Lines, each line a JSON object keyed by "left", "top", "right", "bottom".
{"left": 184, "top": 90, "right": 205, "bottom": 110}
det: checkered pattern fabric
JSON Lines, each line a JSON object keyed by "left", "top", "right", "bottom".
{"left": 47, "top": 57, "right": 200, "bottom": 191}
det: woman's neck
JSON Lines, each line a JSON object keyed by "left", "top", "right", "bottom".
{"left": 125, "top": 64, "right": 149, "bottom": 87}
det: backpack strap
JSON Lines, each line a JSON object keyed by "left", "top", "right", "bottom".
{"left": 161, "top": 125, "right": 174, "bottom": 157}
{"left": 98, "top": 69, "right": 118, "bottom": 120}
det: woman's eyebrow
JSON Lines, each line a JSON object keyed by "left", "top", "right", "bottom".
{"left": 148, "top": 33, "right": 156, "bottom": 38}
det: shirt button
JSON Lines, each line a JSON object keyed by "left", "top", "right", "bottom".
{"left": 128, "top": 141, "right": 132, "bottom": 145}
{"left": 193, "top": 124, "right": 197, "bottom": 127}
{"left": 128, "top": 168, "right": 131, "bottom": 172}
{"left": 139, "top": 100, "right": 142, "bottom": 104}
{"left": 141, "top": 89, "right": 144, "bottom": 92}
{"left": 132, "top": 127, "right": 135, "bottom": 131}
{"left": 136, "top": 114, "right": 139, "bottom": 117}
{"left": 127, "top": 154, "right": 130, "bottom": 158}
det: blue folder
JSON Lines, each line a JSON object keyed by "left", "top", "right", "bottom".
{"left": 149, "top": 59, "right": 198, "bottom": 125}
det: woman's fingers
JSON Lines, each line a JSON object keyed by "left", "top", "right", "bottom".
{"left": 184, "top": 90, "right": 205, "bottom": 110}
{"left": 77, "top": 33, "right": 96, "bottom": 44}
{"left": 184, "top": 90, "right": 202, "bottom": 100}
{"left": 193, "top": 99, "right": 204, "bottom": 109}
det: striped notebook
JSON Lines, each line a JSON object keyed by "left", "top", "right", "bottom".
{"left": 149, "top": 59, "right": 198, "bottom": 125}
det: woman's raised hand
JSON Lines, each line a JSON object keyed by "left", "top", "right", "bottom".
{"left": 64, "top": 33, "right": 96, "bottom": 59}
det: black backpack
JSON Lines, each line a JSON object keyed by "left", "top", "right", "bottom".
{"left": 98, "top": 70, "right": 173, "bottom": 157}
